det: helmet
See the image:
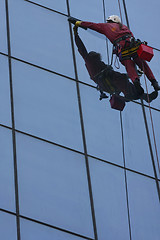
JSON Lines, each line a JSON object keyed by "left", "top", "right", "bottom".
{"left": 106, "top": 15, "right": 121, "bottom": 23}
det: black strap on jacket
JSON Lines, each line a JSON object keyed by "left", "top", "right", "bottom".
{"left": 113, "top": 34, "right": 132, "bottom": 45}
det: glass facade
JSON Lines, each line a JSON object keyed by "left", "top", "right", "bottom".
{"left": 1, "top": 0, "right": 160, "bottom": 239}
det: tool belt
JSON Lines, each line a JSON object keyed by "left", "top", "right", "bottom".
{"left": 94, "top": 67, "right": 119, "bottom": 94}
{"left": 119, "top": 41, "right": 141, "bottom": 61}
{"left": 113, "top": 35, "right": 142, "bottom": 61}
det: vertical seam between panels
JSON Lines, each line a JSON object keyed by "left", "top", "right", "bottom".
{"left": 122, "top": 0, "right": 130, "bottom": 29}
{"left": 102, "top": 0, "right": 110, "bottom": 64}
{"left": 5, "top": 1, "right": 21, "bottom": 239}
{"left": 140, "top": 101, "right": 160, "bottom": 201}
{"left": 122, "top": 0, "right": 160, "bottom": 202}
{"left": 119, "top": 2, "right": 132, "bottom": 238}
{"left": 66, "top": 1, "right": 98, "bottom": 239}
{"left": 120, "top": 112, "right": 132, "bottom": 240}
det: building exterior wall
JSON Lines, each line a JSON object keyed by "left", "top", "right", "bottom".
{"left": 0, "top": 0, "right": 160, "bottom": 239}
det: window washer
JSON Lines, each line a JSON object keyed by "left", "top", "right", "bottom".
{"left": 68, "top": 16, "right": 160, "bottom": 96}
{"left": 73, "top": 25, "right": 158, "bottom": 103}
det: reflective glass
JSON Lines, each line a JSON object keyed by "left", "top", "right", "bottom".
{"left": 104, "top": 0, "right": 127, "bottom": 63}
{"left": 122, "top": 101, "right": 154, "bottom": 177}
{"left": 0, "top": 211, "right": 17, "bottom": 240}
{"left": 146, "top": 108, "right": 160, "bottom": 179}
{"left": 31, "top": 0, "right": 67, "bottom": 14}
{"left": 79, "top": 83, "right": 123, "bottom": 166}
{"left": 71, "top": 0, "right": 130, "bottom": 87}
{"left": 127, "top": 171, "right": 160, "bottom": 240}
{"left": 122, "top": 0, "right": 160, "bottom": 110}
{"left": 0, "top": 55, "right": 12, "bottom": 126}
{"left": 89, "top": 157, "right": 130, "bottom": 240}
{"left": 12, "top": 60, "right": 83, "bottom": 152}
{"left": 104, "top": 0, "right": 122, "bottom": 20}
{"left": 69, "top": 0, "right": 104, "bottom": 22}
{"left": 0, "top": 126, "right": 15, "bottom": 212}
{"left": 16, "top": 133, "right": 94, "bottom": 238}
{"left": 8, "top": 0, "right": 75, "bottom": 78}
{"left": 21, "top": 218, "right": 87, "bottom": 240}
{"left": 73, "top": 28, "right": 108, "bottom": 86}
{"left": 0, "top": 0, "right": 7, "bottom": 53}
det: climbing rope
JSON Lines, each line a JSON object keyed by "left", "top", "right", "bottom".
{"left": 142, "top": 62, "right": 160, "bottom": 176}
{"left": 102, "top": 0, "right": 110, "bottom": 64}
{"left": 121, "top": 0, "right": 160, "bottom": 178}
{"left": 118, "top": 0, "right": 123, "bottom": 24}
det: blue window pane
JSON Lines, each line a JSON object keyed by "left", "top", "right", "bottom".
{"left": 146, "top": 108, "right": 160, "bottom": 179}
{"left": 8, "top": 0, "right": 75, "bottom": 78}
{"left": 12, "top": 60, "right": 83, "bottom": 152}
{"left": 105, "top": 0, "right": 122, "bottom": 20}
{"left": 0, "top": 126, "right": 15, "bottom": 212}
{"left": 21, "top": 218, "right": 87, "bottom": 240}
{"left": 125, "top": 0, "right": 160, "bottom": 48}
{"left": 74, "top": 28, "right": 108, "bottom": 86}
{"left": 16, "top": 133, "right": 94, "bottom": 238}
{"left": 89, "top": 157, "right": 130, "bottom": 240}
{"left": 79, "top": 83, "right": 123, "bottom": 166}
{"left": 127, "top": 171, "right": 160, "bottom": 240}
{"left": 122, "top": 102, "right": 155, "bottom": 177}
{"left": 121, "top": 0, "right": 160, "bottom": 110}
{"left": 69, "top": 0, "right": 104, "bottom": 22}
{"left": 31, "top": 0, "right": 67, "bottom": 14}
{"left": 0, "top": 211, "right": 17, "bottom": 240}
{"left": 0, "top": 0, "right": 7, "bottom": 53}
{"left": 0, "top": 55, "right": 12, "bottom": 126}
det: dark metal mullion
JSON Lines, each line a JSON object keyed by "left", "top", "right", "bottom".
{"left": 140, "top": 101, "right": 160, "bottom": 201}
{"left": 102, "top": 0, "right": 110, "bottom": 64}
{"left": 122, "top": 0, "right": 130, "bottom": 29}
{"left": 120, "top": 112, "right": 132, "bottom": 240}
{"left": 24, "top": 0, "right": 68, "bottom": 17}
{"left": 5, "top": 1, "right": 21, "bottom": 240}
{"left": 20, "top": 215, "right": 94, "bottom": 240}
{"left": 0, "top": 55, "right": 160, "bottom": 112}
{"left": 0, "top": 209, "right": 94, "bottom": 240}
{"left": 8, "top": 55, "right": 97, "bottom": 89}
{"left": 66, "top": 1, "right": 98, "bottom": 239}
{"left": 122, "top": 0, "right": 160, "bottom": 202}
{"left": 0, "top": 122, "right": 159, "bottom": 183}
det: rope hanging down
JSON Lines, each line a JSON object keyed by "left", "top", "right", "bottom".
{"left": 120, "top": 0, "right": 160, "bottom": 178}
{"left": 142, "top": 63, "right": 160, "bottom": 176}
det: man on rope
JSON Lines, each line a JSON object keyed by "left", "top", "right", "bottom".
{"left": 68, "top": 16, "right": 160, "bottom": 97}
{"left": 72, "top": 25, "right": 158, "bottom": 103}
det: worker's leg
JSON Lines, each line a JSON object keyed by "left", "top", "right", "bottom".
{"left": 121, "top": 59, "right": 144, "bottom": 95}
{"left": 134, "top": 57, "right": 160, "bottom": 91}
{"left": 108, "top": 70, "right": 128, "bottom": 95}
{"left": 142, "top": 91, "right": 158, "bottom": 103}
{"left": 121, "top": 59, "right": 139, "bottom": 82}
{"left": 134, "top": 57, "right": 155, "bottom": 81}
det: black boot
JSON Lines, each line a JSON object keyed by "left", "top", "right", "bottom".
{"left": 142, "top": 91, "right": 158, "bottom": 103}
{"left": 133, "top": 78, "right": 144, "bottom": 96}
{"left": 151, "top": 79, "right": 160, "bottom": 91}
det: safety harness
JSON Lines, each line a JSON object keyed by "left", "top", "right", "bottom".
{"left": 113, "top": 34, "right": 142, "bottom": 61}
{"left": 94, "top": 67, "right": 119, "bottom": 95}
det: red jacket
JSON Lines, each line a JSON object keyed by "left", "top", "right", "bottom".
{"left": 80, "top": 21, "right": 134, "bottom": 49}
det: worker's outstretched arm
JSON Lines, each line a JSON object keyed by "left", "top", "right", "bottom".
{"left": 74, "top": 27, "right": 88, "bottom": 60}
{"left": 76, "top": 21, "right": 106, "bottom": 35}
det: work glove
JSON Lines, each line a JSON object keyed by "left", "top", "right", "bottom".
{"left": 68, "top": 17, "right": 87, "bottom": 30}
{"left": 68, "top": 17, "right": 81, "bottom": 25}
